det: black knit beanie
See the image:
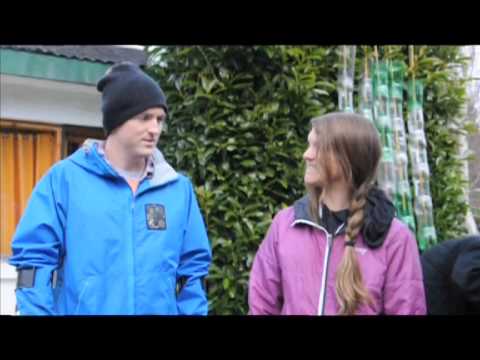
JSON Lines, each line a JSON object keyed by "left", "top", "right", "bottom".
{"left": 97, "top": 62, "right": 168, "bottom": 135}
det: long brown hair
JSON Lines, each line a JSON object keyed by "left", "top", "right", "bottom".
{"left": 305, "top": 112, "right": 381, "bottom": 315}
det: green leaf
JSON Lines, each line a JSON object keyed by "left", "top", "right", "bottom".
{"left": 240, "top": 160, "right": 256, "bottom": 168}
{"left": 223, "top": 278, "right": 230, "bottom": 290}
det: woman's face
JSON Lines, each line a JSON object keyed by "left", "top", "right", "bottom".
{"left": 303, "top": 129, "right": 325, "bottom": 186}
{"left": 303, "top": 128, "right": 343, "bottom": 187}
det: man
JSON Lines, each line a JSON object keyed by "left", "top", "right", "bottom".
{"left": 9, "top": 62, "right": 212, "bottom": 315}
{"left": 421, "top": 235, "right": 480, "bottom": 315}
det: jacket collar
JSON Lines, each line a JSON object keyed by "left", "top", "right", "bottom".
{"left": 291, "top": 187, "right": 396, "bottom": 248}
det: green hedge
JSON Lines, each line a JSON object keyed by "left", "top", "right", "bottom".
{"left": 147, "top": 46, "right": 473, "bottom": 314}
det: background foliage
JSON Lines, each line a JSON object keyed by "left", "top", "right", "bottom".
{"left": 147, "top": 45, "right": 474, "bottom": 314}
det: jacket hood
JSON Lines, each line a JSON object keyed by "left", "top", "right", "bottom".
{"left": 293, "top": 187, "right": 396, "bottom": 248}
{"left": 68, "top": 139, "right": 178, "bottom": 187}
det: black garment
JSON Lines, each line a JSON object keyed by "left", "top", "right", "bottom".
{"left": 293, "top": 186, "right": 396, "bottom": 247}
{"left": 362, "top": 187, "right": 396, "bottom": 248}
{"left": 421, "top": 236, "right": 480, "bottom": 315}
{"left": 321, "top": 204, "right": 349, "bottom": 236}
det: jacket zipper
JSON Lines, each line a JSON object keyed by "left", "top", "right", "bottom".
{"left": 318, "top": 224, "right": 345, "bottom": 315}
{"left": 318, "top": 232, "right": 332, "bottom": 315}
{"left": 127, "top": 182, "right": 136, "bottom": 314}
{"left": 291, "top": 220, "right": 345, "bottom": 315}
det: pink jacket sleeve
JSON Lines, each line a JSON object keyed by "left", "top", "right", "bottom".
{"left": 248, "top": 214, "right": 283, "bottom": 315}
{"left": 383, "top": 225, "right": 427, "bottom": 315}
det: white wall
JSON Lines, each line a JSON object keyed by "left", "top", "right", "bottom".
{"left": 0, "top": 74, "right": 102, "bottom": 128}
{"left": 0, "top": 260, "right": 17, "bottom": 315}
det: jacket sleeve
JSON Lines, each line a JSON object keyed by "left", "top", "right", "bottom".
{"left": 383, "top": 225, "right": 427, "bottom": 315}
{"left": 176, "top": 179, "right": 212, "bottom": 315}
{"left": 248, "top": 213, "right": 283, "bottom": 315}
{"left": 8, "top": 169, "right": 65, "bottom": 316}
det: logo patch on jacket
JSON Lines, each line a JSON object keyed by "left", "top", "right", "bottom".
{"left": 355, "top": 247, "right": 368, "bottom": 255}
{"left": 145, "top": 204, "right": 166, "bottom": 230}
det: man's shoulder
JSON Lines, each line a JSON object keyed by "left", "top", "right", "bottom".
{"left": 172, "top": 172, "right": 195, "bottom": 187}
{"left": 148, "top": 171, "right": 192, "bottom": 194}
{"left": 38, "top": 156, "right": 75, "bottom": 181}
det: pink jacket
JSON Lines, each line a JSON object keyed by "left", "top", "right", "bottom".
{"left": 249, "top": 201, "right": 427, "bottom": 315}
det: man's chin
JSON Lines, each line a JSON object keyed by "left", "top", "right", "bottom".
{"left": 136, "top": 147, "right": 155, "bottom": 157}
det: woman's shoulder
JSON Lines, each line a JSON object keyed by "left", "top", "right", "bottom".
{"left": 272, "top": 206, "right": 296, "bottom": 227}
{"left": 383, "top": 217, "right": 418, "bottom": 250}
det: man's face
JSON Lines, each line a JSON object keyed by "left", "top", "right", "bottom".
{"left": 111, "top": 107, "right": 166, "bottom": 158}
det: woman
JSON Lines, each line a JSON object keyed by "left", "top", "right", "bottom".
{"left": 248, "top": 112, "right": 426, "bottom": 315}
